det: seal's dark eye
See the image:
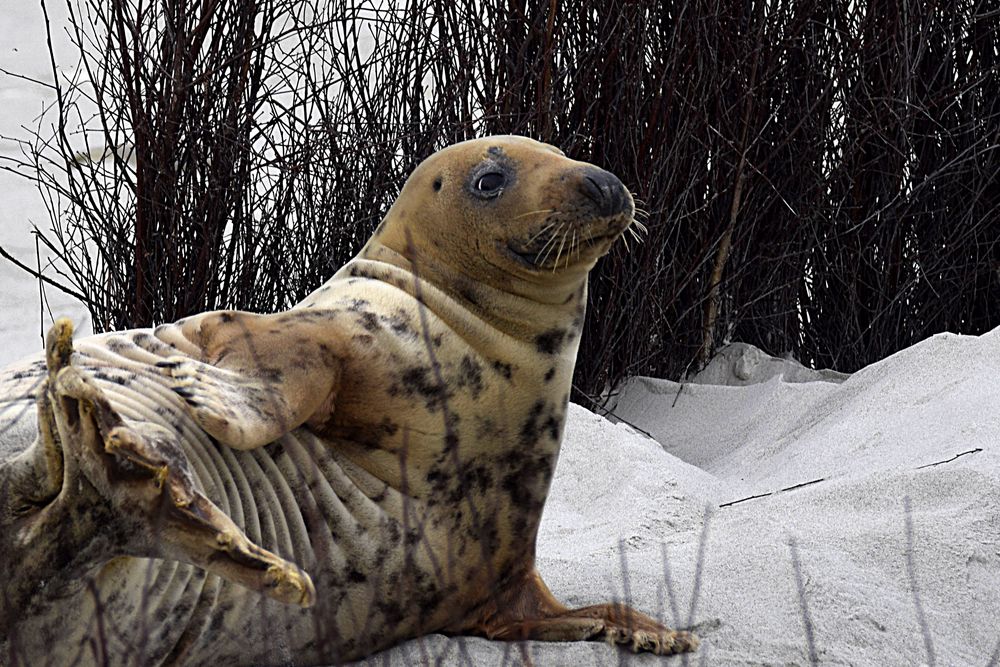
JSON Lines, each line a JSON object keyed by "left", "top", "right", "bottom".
{"left": 475, "top": 172, "right": 505, "bottom": 193}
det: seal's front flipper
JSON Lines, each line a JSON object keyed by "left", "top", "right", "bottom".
{"left": 6, "top": 321, "right": 315, "bottom": 606}
{"left": 159, "top": 311, "right": 342, "bottom": 449}
{"left": 464, "top": 569, "right": 698, "bottom": 656}
{"left": 157, "top": 356, "right": 301, "bottom": 450}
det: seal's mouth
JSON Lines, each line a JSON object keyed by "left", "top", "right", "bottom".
{"left": 506, "top": 214, "right": 635, "bottom": 270}
{"left": 507, "top": 242, "right": 543, "bottom": 268}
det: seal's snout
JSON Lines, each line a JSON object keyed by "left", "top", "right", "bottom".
{"left": 578, "top": 167, "right": 629, "bottom": 217}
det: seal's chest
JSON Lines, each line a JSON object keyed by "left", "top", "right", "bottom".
{"left": 335, "top": 342, "right": 496, "bottom": 448}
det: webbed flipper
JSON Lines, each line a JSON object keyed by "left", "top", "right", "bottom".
{"left": 158, "top": 311, "right": 341, "bottom": 449}
{"left": 464, "top": 569, "right": 699, "bottom": 656}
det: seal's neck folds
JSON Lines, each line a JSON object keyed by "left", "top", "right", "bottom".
{"left": 324, "top": 240, "right": 588, "bottom": 347}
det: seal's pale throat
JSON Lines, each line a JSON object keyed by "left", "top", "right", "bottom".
{"left": 0, "top": 135, "right": 698, "bottom": 665}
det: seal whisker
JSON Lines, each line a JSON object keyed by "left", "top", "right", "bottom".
{"left": 538, "top": 221, "right": 565, "bottom": 255}
{"left": 514, "top": 209, "right": 555, "bottom": 221}
{"left": 543, "top": 225, "right": 566, "bottom": 268}
{"left": 526, "top": 221, "right": 559, "bottom": 245}
{"left": 539, "top": 222, "right": 567, "bottom": 267}
{"left": 537, "top": 231, "right": 559, "bottom": 262}
{"left": 632, "top": 219, "right": 649, "bottom": 235}
{"left": 554, "top": 231, "right": 569, "bottom": 271}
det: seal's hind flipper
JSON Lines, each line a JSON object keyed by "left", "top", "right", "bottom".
{"left": 43, "top": 319, "right": 315, "bottom": 607}
{"left": 93, "top": 419, "right": 316, "bottom": 607}
{"left": 514, "top": 602, "right": 700, "bottom": 655}
{"left": 464, "top": 569, "right": 698, "bottom": 656}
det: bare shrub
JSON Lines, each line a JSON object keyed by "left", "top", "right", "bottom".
{"left": 2, "top": 0, "right": 999, "bottom": 398}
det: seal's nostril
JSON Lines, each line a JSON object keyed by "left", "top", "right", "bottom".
{"left": 581, "top": 176, "right": 606, "bottom": 209}
{"left": 580, "top": 169, "right": 626, "bottom": 217}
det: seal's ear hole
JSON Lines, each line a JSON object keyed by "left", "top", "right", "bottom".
{"left": 433, "top": 177, "right": 442, "bottom": 192}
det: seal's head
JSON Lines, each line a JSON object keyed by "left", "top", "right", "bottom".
{"left": 374, "top": 136, "right": 635, "bottom": 293}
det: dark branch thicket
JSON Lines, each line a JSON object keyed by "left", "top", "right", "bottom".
{"left": 2, "top": 0, "right": 999, "bottom": 399}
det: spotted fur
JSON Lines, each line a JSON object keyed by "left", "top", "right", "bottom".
{"left": 0, "top": 136, "right": 697, "bottom": 665}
